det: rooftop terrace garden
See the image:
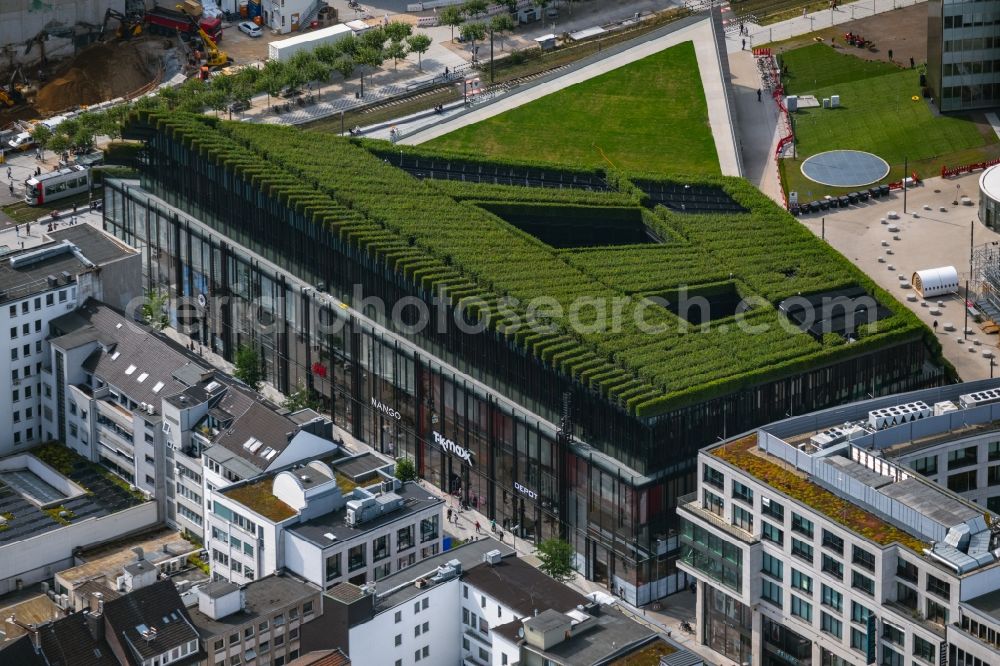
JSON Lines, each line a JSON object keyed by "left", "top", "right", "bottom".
{"left": 712, "top": 436, "right": 926, "bottom": 552}
{"left": 223, "top": 478, "right": 297, "bottom": 522}
{"left": 127, "top": 112, "right": 935, "bottom": 419}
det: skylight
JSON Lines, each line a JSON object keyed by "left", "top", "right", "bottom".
{"left": 125, "top": 365, "right": 136, "bottom": 375}
{"left": 110, "top": 351, "right": 120, "bottom": 360}
{"left": 152, "top": 381, "right": 165, "bottom": 394}
{"left": 260, "top": 446, "right": 275, "bottom": 459}
{"left": 136, "top": 372, "right": 148, "bottom": 383}
{"left": 243, "top": 437, "right": 264, "bottom": 453}
{"left": 264, "top": 449, "right": 278, "bottom": 461}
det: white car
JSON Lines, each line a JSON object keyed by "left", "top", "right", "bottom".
{"left": 7, "top": 132, "right": 34, "bottom": 151}
{"left": 238, "top": 21, "right": 262, "bottom": 38}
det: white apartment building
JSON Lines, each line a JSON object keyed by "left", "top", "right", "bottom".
{"left": 204, "top": 452, "right": 444, "bottom": 588}
{"left": 679, "top": 381, "right": 1000, "bottom": 666}
{"left": 306, "top": 540, "right": 674, "bottom": 666}
{"left": 0, "top": 225, "right": 139, "bottom": 455}
{"left": 42, "top": 298, "right": 337, "bottom": 531}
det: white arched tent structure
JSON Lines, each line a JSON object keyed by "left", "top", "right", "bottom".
{"left": 911, "top": 266, "right": 959, "bottom": 298}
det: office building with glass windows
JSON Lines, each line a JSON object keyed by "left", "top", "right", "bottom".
{"left": 680, "top": 381, "right": 1000, "bottom": 666}
{"left": 927, "top": 0, "right": 1000, "bottom": 111}
{"left": 107, "top": 113, "right": 944, "bottom": 604}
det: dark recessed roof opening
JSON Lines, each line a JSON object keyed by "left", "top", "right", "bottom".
{"left": 634, "top": 179, "right": 748, "bottom": 214}
{"left": 477, "top": 203, "right": 662, "bottom": 249}
{"left": 778, "top": 286, "right": 892, "bottom": 340}
{"left": 652, "top": 282, "right": 744, "bottom": 325}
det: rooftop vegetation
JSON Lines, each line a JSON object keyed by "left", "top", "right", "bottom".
{"left": 425, "top": 42, "right": 720, "bottom": 176}
{"left": 608, "top": 639, "right": 675, "bottom": 666}
{"left": 712, "top": 436, "right": 926, "bottom": 552}
{"left": 129, "top": 112, "right": 933, "bottom": 419}
{"left": 335, "top": 472, "right": 360, "bottom": 494}
{"left": 31, "top": 442, "right": 147, "bottom": 501}
{"left": 223, "top": 478, "right": 297, "bottom": 522}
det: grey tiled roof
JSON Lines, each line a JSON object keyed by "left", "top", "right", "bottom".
{"left": 103, "top": 580, "right": 202, "bottom": 664}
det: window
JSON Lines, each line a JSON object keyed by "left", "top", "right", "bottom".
{"left": 10, "top": 349, "right": 16, "bottom": 361}
{"left": 8, "top": 306, "right": 14, "bottom": 317}
{"left": 821, "top": 584, "right": 842, "bottom": 611}
{"left": 852, "top": 546, "right": 876, "bottom": 572}
{"left": 791, "top": 569, "right": 813, "bottom": 594}
{"left": 259, "top": 620, "right": 269, "bottom": 632}
{"left": 420, "top": 515, "right": 439, "bottom": 542}
{"left": 303, "top": 601, "right": 313, "bottom": 615}
{"left": 762, "top": 579, "right": 783, "bottom": 607}
{"left": 851, "top": 628, "right": 867, "bottom": 653}
{"left": 11, "top": 389, "right": 17, "bottom": 402}
{"left": 882, "top": 622, "right": 904, "bottom": 646}
{"left": 244, "top": 626, "right": 254, "bottom": 639}
{"left": 896, "top": 582, "right": 918, "bottom": 610}
{"left": 414, "top": 624, "right": 422, "bottom": 637}
{"left": 415, "top": 601, "right": 421, "bottom": 614}
{"left": 822, "top": 554, "right": 843, "bottom": 580}
{"left": 214, "top": 640, "right": 224, "bottom": 651}
{"left": 421, "top": 598, "right": 428, "bottom": 610}
{"left": 948, "top": 446, "right": 978, "bottom": 470}
{"left": 230, "top": 632, "right": 240, "bottom": 645}
{"left": 273, "top": 613, "right": 285, "bottom": 627}
{"left": 762, "top": 521, "right": 783, "bottom": 545}
{"left": 913, "top": 635, "right": 936, "bottom": 663}
{"left": 926, "top": 599, "right": 949, "bottom": 625}
{"left": 990, "top": 441, "right": 1000, "bottom": 462}
{"left": 703, "top": 464, "right": 724, "bottom": 489}
{"left": 58, "top": 290, "right": 66, "bottom": 303}
{"left": 791, "top": 513, "right": 814, "bottom": 538}
{"left": 926, "top": 574, "right": 951, "bottom": 600}
{"left": 948, "top": 470, "right": 977, "bottom": 492}
{"left": 46, "top": 294, "right": 53, "bottom": 306}
{"left": 8, "top": 327, "right": 15, "bottom": 339}
{"left": 762, "top": 497, "right": 784, "bottom": 520}
{"left": 479, "top": 648, "right": 489, "bottom": 662}
{"left": 414, "top": 649, "right": 421, "bottom": 663}
{"left": 397, "top": 525, "right": 414, "bottom": 551}
{"left": 33, "top": 298, "right": 39, "bottom": 311}
{"left": 395, "top": 634, "right": 402, "bottom": 646}
{"left": 288, "top": 607, "right": 298, "bottom": 620}
{"left": 423, "top": 646, "right": 429, "bottom": 658}
{"left": 732, "top": 480, "right": 753, "bottom": 504}
{"left": 731, "top": 504, "right": 753, "bottom": 532}
{"left": 990, "top": 465, "right": 1000, "bottom": 487}
{"left": 325, "top": 553, "right": 342, "bottom": 581}
{"left": 851, "top": 601, "right": 871, "bottom": 624}
{"left": 822, "top": 529, "right": 843, "bottom": 553}
{"left": 896, "top": 559, "right": 918, "bottom": 583}
{"left": 791, "top": 595, "right": 812, "bottom": 622}
{"left": 703, "top": 489, "right": 724, "bottom": 517}
{"left": 394, "top": 611, "right": 402, "bottom": 623}
{"left": 762, "top": 552, "right": 783, "bottom": 580}
{"left": 821, "top": 612, "right": 843, "bottom": 638}
{"left": 882, "top": 645, "right": 904, "bottom": 666}
{"left": 852, "top": 571, "right": 875, "bottom": 596}
{"left": 348, "top": 543, "right": 366, "bottom": 572}
{"left": 791, "top": 538, "right": 814, "bottom": 563}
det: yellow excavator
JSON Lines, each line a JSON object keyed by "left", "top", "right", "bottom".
{"left": 98, "top": 9, "right": 143, "bottom": 41}
{"left": 0, "top": 66, "right": 27, "bottom": 108}
{"left": 176, "top": 4, "right": 229, "bottom": 68}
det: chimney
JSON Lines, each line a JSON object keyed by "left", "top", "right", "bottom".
{"left": 7, "top": 614, "right": 43, "bottom": 650}
{"left": 132, "top": 546, "right": 144, "bottom": 561}
{"left": 85, "top": 607, "right": 104, "bottom": 642}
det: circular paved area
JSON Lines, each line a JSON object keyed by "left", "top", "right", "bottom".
{"left": 801, "top": 150, "right": 890, "bottom": 188}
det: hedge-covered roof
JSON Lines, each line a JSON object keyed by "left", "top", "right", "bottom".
{"left": 132, "top": 112, "right": 933, "bottom": 420}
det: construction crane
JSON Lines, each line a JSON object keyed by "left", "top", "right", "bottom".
{"left": 99, "top": 9, "right": 143, "bottom": 41}
{"left": 175, "top": 4, "right": 229, "bottom": 68}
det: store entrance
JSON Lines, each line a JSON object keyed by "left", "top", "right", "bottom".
{"left": 590, "top": 539, "right": 609, "bottom": 585}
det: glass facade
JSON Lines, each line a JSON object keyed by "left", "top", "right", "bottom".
{"left": 763, "top": 616, "right": 813, "bottom": 666}
{"left": 927, "top": 0, "right": 1000, "bottom": 111}
{"left": 703, "top": 586, "right": 752, "bottom": 665}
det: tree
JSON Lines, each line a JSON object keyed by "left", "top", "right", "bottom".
{"left": 395, "top": 457, "right": 419, "bottom": 483}
{"left": 354, "top": 44, "right": 385, "bottom": 96}
{"left": 533, "top": 0, "right": 551, "bottom": 8}
{"left": 439, "top": 6, "right": 464, "bottom": 42}
{"left": 140, "top": 289, "right": 170, "bottom": 330}
{"left": 332, "top": 54, "right": 356, "bottom": 83}
{"left": 386, "top": 40, "right": 409, "bottom": 71}
{"left": 407, "top": 33, "right": 432, "bottom": 71}
{"left": 490, "top": 13, "right": 516, "bottom": 51}
{"left": 283, "top": 381, "right": 320, "bottom": 411}
{"left": 463, "top": 0, "right": 489, "bottom": 16}
{"left": 234, "top": 344, "right": 264, "bottom": 391}
{"left": 384, "top": 20, "right": 412, "bottom": 43}
{"left": 30, "top": 123, "right": 52, "bottom": 156}
{"left": 460, "top": 22, "right": 487, "bottom": 61}
{"left": 47, "top": 132, "right": 70, "bottom": 156}
{"left": 535, "top": 538, "right": 575, "bottom": 581}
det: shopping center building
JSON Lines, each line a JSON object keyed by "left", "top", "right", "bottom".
{"left": 109, "top": 113, "right": 944, "bottom": 603}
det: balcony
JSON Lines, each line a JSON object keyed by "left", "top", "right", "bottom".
{"left": 98, "top": 420, "right": 134, "bottom": 448}
{"left": 882, "top": 599, "right": 946, "bottom": 639}
{"left": 677, "top": 492, "right": 757, "bottom": 544}
{"left": 97, "top": 399, "right": 134, "bottom": 428}
{"left": 679, "top": 517, "right": 744, "bottom": 594}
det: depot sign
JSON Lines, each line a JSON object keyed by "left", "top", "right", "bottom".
{"left": 513, "top": 481, "right": 538, "bottom": 500}
{"left": 433, "top": 431, "right": 472, "bottom": 465}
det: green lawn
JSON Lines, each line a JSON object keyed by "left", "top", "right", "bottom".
{"left": 779, "top": 44, "right": 997, "bottom": 198}
{"left": 425, "top": 41, "right": 720, "bottom": 176}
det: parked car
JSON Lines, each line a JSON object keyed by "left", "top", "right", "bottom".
{"left": 238, "top": 21, "right": 262, "bottom": 37}
{"left": 229, "top": 100, "right": 250, "bottom": 113}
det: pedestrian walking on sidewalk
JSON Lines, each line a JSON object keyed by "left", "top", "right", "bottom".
{"left": 742, "top": 38, "right": 746, "bottom": 50}
{"left": 490, "top": 519, "right": 496, "bottom": 533}
{"left": 475, "top": 521, "right": 481, "bottom": 534}
{"left": 757, "top": 88, "right": 762, "bottom": 102}
{"left": 447, "top": 507, "right": 453, "bottom": 522}
{"left": 5, "top": 167, "right": 10, "bottom": 179}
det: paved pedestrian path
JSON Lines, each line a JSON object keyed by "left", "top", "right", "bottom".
{"left": 401, "top": 17, "right": 744, "bottom": 177}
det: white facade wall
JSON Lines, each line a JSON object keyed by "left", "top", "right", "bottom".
{"left": 460, "top": 582, "right": 522, "bottom": 665}
{"left": 204, "top": 493, "right": 278, "bottom": 585}
{"left": 893, "top": 431, "right": 1000, "bottom": 511}
{"left": 267, "top": 0, "right": 323, "bottom": 35}
{"left": 348, "top": 579, "right": 461, "bottom": 666}
{"left": 682, "top": 452, "right": 960, "bottom": 666}
{"left": 1, "top": 284, "right": 79, "bottom": 455}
